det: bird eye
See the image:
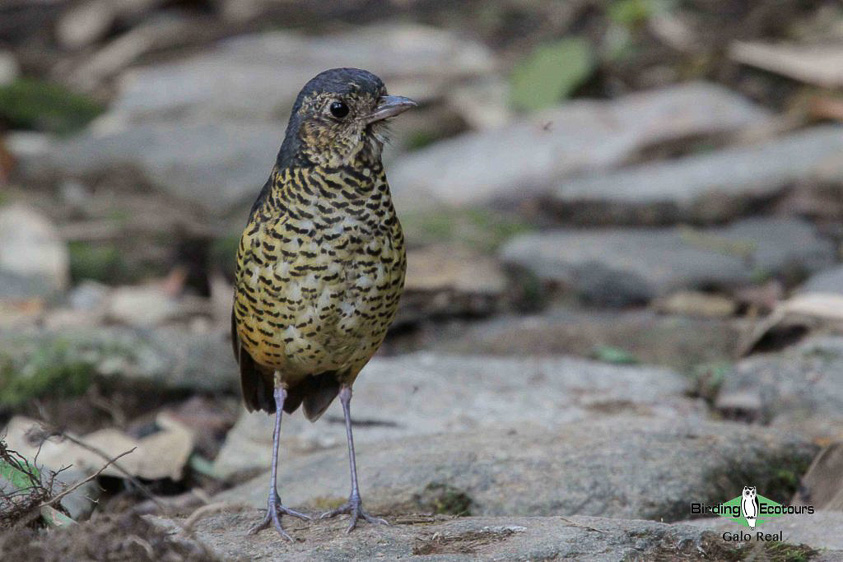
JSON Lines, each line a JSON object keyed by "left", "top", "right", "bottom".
{"left": 329, "top": 101, "right": 349, "bottom": 119}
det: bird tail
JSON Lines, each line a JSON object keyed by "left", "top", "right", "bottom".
{"left": 301, "top": 374, "right": 341, "bottom": 422}
{"left": 746, "top": 516, "right": 756, "bottom": 529}
{"left": 282, "top": 371, "right": 341, "bottom": 422}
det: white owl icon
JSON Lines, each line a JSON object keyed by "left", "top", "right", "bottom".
{"left": 741, "top": 486, "right": 758, "bottom": 528}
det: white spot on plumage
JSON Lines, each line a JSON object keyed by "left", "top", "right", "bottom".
{"left": 274, "top": 260, "right": 291, "bottom": 277}
{"left": 287, "top": 281, "right": 301, "bottom": 302}
{"left": 317, "top": 287, "right": 333, "bottom": 310}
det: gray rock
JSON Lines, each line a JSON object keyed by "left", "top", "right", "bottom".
{"left": 719, "top": 336, "right": 843, "bottom": 439}
{"left": 212, "top": 354, "right": 702, "bottom": 477}
{"left": 55, "top": 0, "right": 119, "bottom": 51}
{"left": 800, "top": 265, "right": 843, "bottom": 296}
{"left": 389, "top": 82, "right": 770, "bottom": 212}
{"left": 67, "top": 280, "right": 110, "bottom": 311}
{"left": 0, "top": 204, "right": 69, "bottom": 300}
{"left": 0, "top": 50, "right": 19, "bottom": 86}
{"left": 0, "top": 326, "right": 237, "bottom": 394}
{"left": 106, "top": 285, "right": 186, "bottom": 327}
{"left": 51, "top": 468, "right": 100, "bottom": 521}
{"left": 550, "top": 126, "right": 843, "bottom": 225}
{"left": 217, "top": 417, "right": 815, "bottom": 523}
{"left": 176, "top": 513, "right": 762, "bottom": 562}
{"left": 439, "top": 309, "right": 745, "bottom": 372}
{"left": 107, "top": 24, "right": 494, "bottom": 125}
{"left": 33, "top": 122, "right": 282, "bottom": 215}
{"left": 500, "top": 218, "right": 835, "bottom": 306}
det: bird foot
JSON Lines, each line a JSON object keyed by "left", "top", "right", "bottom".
{"left": 248, "top": 490, "right": 310, "bottom": 541}
{"left": 320, "top": 495, "right": 388, "bottom": 533}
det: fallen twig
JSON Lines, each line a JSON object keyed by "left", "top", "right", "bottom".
{"left": 27, "top": 418, "right": 168, "bottom": 515}
{"left": 39, "top": 447, "right": 136, "bottom": 509}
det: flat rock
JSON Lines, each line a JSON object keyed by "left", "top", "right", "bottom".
{"left": 731, "top": 41, "right": 843, "bottom": 89}
{"left": 800, "top": 265, "right": 843, "bottom": 296}
{"left": 32, "top": 122, "right": 282, "bottom": 215}
{"left": 0, "top": 204, "right": 70, "bottom": 300}
{"left": 500, "top": 218, "right": 835, "bottom": 306}
{"left": 212, "top": 353, "right": 702, "bottom": 477}
{"left": 718, "top": 336, "right": 843, "bottom": 439}
{"left": 389, "top": 82, "right": 770, "bottom": 212}
{"left": 106, "top": 285, "right": 185, "bottom": 327}
{"left": 107, "top": 23, "right": 494, "bottom": 124}
{"left": 550, "top": 126, "right": 843, "bottom": 225}
{"left": 439, "top": 309, "right": 744, "bottom": 372}
{"left": 217, "top": 416, "right": 815, "bottom": 523}
{"left": 174, "top": 513, "right": 772, "bottom": 562}
{"left": 0, "top": 49, "right": 19, "bottom": 86}
{"left": 0, "top": 326, "right": 237, "bottom": 394}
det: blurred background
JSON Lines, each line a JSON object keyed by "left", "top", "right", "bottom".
{"left": 1, "top": 0, "right": 843, "bottom": 557}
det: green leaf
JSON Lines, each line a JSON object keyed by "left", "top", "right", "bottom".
{"left": 510, "top": 37, "right": 595, "bottom": 112}
{"left": 0, "top": 456, "right": 40, "bottom": 491}
{"left": 591, "top": 345, "right": 638, "bottom": 365}
{"left": 40, "top": 505, "right": 76, "bottom": 528}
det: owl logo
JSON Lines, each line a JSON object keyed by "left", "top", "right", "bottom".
{"left": 741, "top": 486, "right": 758, "bottom": 528}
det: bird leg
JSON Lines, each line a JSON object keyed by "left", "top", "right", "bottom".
{"left": 248, "top": 384, "right": 310, "bottom": 541}
{"left": 320, "top": 385, "right": 388, "bottom": 532}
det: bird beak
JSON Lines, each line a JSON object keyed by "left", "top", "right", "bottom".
{"left": 365, "top": 95, "right": 417, "bottom": 124}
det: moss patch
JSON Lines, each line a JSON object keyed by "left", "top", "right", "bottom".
{"left": 758, "top": 542, "right": 818, "bottom": 562}
{"left": 0, "top": 78, "right": 103, "bottom": 135}
{"left": 209, "top": 234, "right": 240, "bottom": 276}
{"left": 309, "top": 496, "right": 346, "bottom": 512}
{"left": 413, "top": 483, "right": 473, "bottom": 516}
{"left": 401, "top": 207, "right": 534, "bottom": 252}
{"left": 0, "top": 341, "right": 95, "bottom": 409}
{"left": 68, "top": 242, "right": 127, "bottom": 284}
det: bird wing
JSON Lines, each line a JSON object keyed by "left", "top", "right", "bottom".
{"left": 232, "top": 307, "right": 275, "bottom": 413}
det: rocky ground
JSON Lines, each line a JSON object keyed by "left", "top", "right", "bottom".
{"left": 2, "top": 0, "right": 843, "bottom": 560}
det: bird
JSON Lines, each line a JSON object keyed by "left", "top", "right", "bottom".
{"left": 231, "top": 67, "right": 416, "bottom": 541}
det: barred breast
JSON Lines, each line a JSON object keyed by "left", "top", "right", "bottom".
{"left": 233, "top": 164, "right": 405, "bottom": 389}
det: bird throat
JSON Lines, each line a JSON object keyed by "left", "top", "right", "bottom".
{"left": 260, "top": 157, "right": 390, "bottom": 224}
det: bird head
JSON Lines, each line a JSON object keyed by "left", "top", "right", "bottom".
{"left": 277, "top": 68, "right": 417, "bottom": 169}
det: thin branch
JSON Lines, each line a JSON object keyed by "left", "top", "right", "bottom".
{"left": 29, "top": 423, "right": 168, "bottom": 515}
{"left": 39, "top": 448, "right": 136, "bottom": 509}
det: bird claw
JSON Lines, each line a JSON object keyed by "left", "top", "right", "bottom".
{"left": 248, "top": 490, "right": 310, "bottom": 541}
{"left": 320, "top": 496, "right": 389, "bottom": 533}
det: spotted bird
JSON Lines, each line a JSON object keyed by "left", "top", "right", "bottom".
{"left": 232, "top": 68, "right": 415, "bottom": 540}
